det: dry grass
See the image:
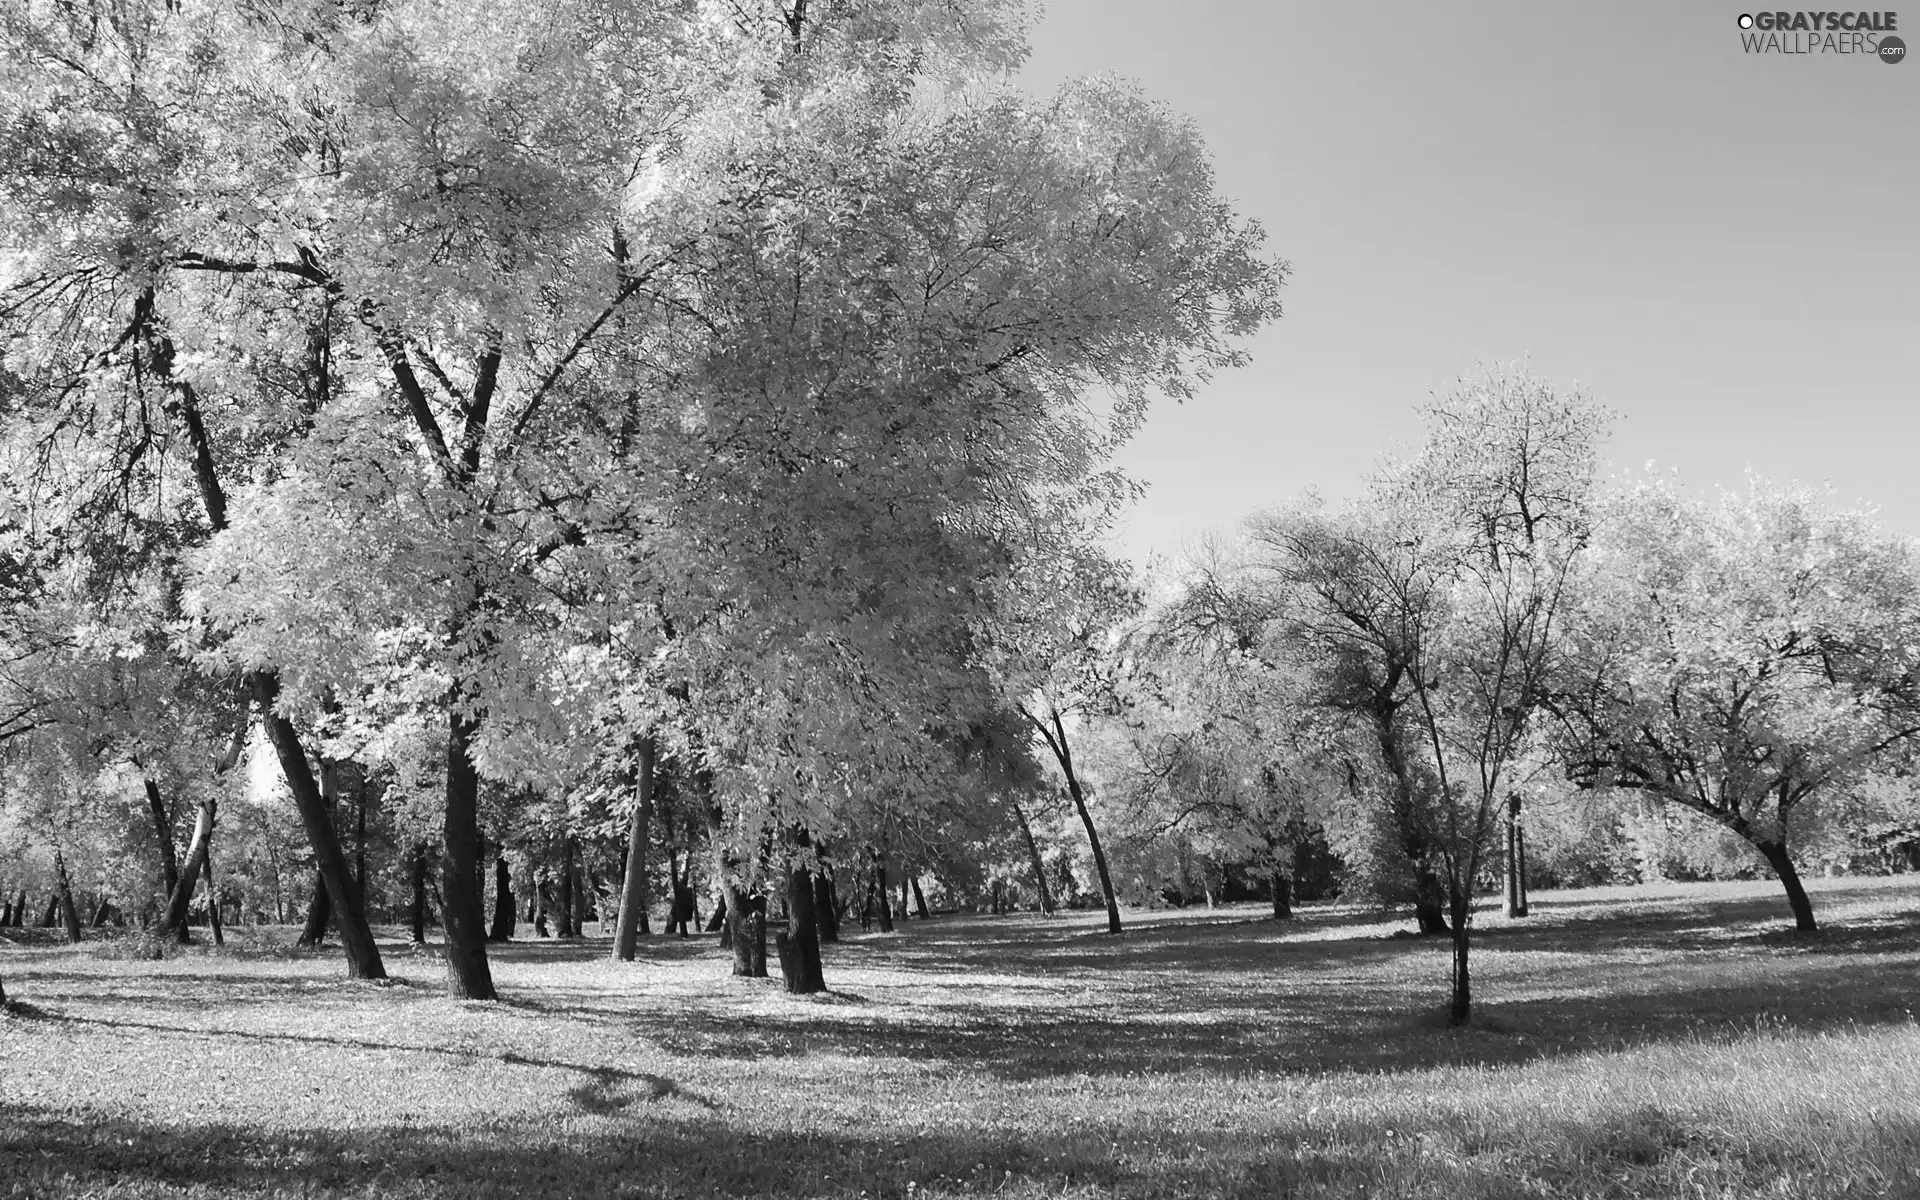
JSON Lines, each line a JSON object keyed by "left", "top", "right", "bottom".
{"left": 3, "top": 874, "right": 1919, "bottom": 1198}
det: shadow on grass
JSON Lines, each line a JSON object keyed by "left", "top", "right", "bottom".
{"left": 4, "top": 1100, "right": 1917, "bottom": 1200}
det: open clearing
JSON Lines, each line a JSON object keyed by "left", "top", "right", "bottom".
{"left": 4, "top": 875, "right": 1919, "bottom": 1199}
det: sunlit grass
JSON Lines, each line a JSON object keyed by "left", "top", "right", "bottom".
{"left": 3, "top": 874, "right": 1918, "bottom": 1198}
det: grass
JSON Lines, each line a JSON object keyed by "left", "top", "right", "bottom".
{"left": 3, "top": 874, "right": 1919, "bottom": 1198}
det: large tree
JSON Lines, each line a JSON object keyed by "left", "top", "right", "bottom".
{"left": 1549, "top": 476, "right": 1920, "bottom": 932}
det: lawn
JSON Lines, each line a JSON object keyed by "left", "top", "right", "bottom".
{"left": 4, "top": 875, "right": 1919, "bottom": 1199}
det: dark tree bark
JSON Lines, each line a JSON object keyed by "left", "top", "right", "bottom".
{"left": 1413, "top": 854, "right": 1450, "bottom": 935}
{"left": 1448, "top": 882, "right": 1473, "bottom": 1026}
{"left": 871, "top": 851, "right": 894, "bottom": 933}
{"left": 1012, "top": 800, "right": 1054, "bottom": 915}
{"left": 158, "top": 800, "right": 215, "bottom": 944}
{"left": 776, "top": 864, "right": 825, "bottom": 994}
{"left": 90, "top": 898, "right": 114, "bottom": 927}
{"left": 611, "top": 736, "right": 656, "bottom": 961}
{"left": 487, "top": 855, "right": 515, "bottom": 942}
{"left": 410, "top": 844, "right": 429, "bottom": 944}
{"left": 40, "top": 893, "right": 58, "bottom": 926}
{"left": 14, "top": 890, "right": 29, "bottom": 927}
{"left": 556, "top": 837, "right": 578, "bottom": 938}
{"left": 911, "top": 877, "right": 931, "bottom": 921}
{"left": 144, "top": 778, "right": 181, "bottom": 902}
{"left": 1757, "top": 839, "right": 1818, "bottom": 932}
{"left": 203, "top": 837, "right": 224, "bottom": 947}
{"left": 1506, "top": 792, "right": 1530, "bottom": 918}
{"left": 1272, "top": 874, "right": 1292, "bottom": 919}
{"left": 810, "top": 864, "right": 840, "bottom": 940}
{"left": 254, "top": 674, "right": 386, "bottom": 979}
{"left": 440, "top": 712, "right": 496, "bottom": 998}
{"left": 299, "top": 871, "right": 332, "bottom": 947}
{"left": 0, "top": 896, "right": 12, "bottom": 925}
{"left": 53, "top": 849, "right": 83, "bottom": 944}
{"left": 705, "top": 894, "right": 725, "bottom": 934}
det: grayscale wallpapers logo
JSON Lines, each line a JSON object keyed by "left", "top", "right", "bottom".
{"left": 1736, "top": 11, "right": 1905, "bottom": 59}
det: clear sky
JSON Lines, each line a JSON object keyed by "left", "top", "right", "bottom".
{"left": 1017, "top": 1, "right": 1920, "bottom": 566}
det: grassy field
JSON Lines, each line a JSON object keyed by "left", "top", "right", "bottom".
{"left": 4, "top": 875, "right": 1919, "bottom": 1199}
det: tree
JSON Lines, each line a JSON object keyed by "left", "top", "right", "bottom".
{"left": 1550, "top": 476, "right": 1920, "bottom": 932}
{"left": 1233, "top": 367, "right": 1605, "bottom": 1023}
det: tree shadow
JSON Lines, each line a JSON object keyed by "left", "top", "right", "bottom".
{"left": 2, "top": 1100, "right": 1914, "bottom": 1199}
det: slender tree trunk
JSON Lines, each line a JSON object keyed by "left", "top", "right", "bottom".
{"left": 410, "top": 844, "right": 428, "bottom": 944}
{"left": 1272, "top": 873, "right": 1292, "bottom": 919}
{"left": 1012, "top": 800, "right": 1054, "bottom": 915}
{"left": 706, "top": 894, "right": 726, "bottom": 934}
{"left": 53, "top": 849, "right": 83, "bottom": 944}
{"left": 1038, "top": 707, "right": 1122, "bottom": 935}
{"left": 144, "top": 778, "right": 180, "bottom": 902}
{"left": 0, "top": 896, "right": 12, "bottom": 925}
{"left": 253, "top": 674, "right": 385, "bottom": 979}
{"left": 440, "top": 712, "right": 496, "bottom": 998}
{"left": 488, "top": 854, "right": 515, "bottom": 942}
{"left": 871, "top": 850, "right": 894, "bottom": 933}
{"left": 612, "top": 737, "right": 656, "bottom": 961}
{"left": 911, "top": 877, "right": 931, "bottom": 921}
{"left": 299, "top": 870, "right": 331, "bottom": 946}
{"left": 1757, "top": 839, "right": 1818, "bottom": 932}
{"left": 204, "top": 837, "right": 224, "bottom": 947}
{"left": 14, "top": 890, "right": 29, "bottom": 927}
{"left": 90, "top": 898, "right": 113, "bottom": 927}
{"left": 776, "top": 864, "right": 826, "bottom": 994}
{"left": 556, "top": 837, "right": 578, "bottom": 939}
{"left": 1448, "top": 881, "right": 1473, "bottom": 1026}
{"left": 1506, "top": 793, "right": 1530, "bottom": 918}
{"left": 40, "top": 893, "right": 58, "bottom": 926}
{"left": 159, "top": 801, "right": 216, "bottom": 943}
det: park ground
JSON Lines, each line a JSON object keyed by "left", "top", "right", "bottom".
{"left": 3, "top": 876, "right": 1919, "bottom": 1199}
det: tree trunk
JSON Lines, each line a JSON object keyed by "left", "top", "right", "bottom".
{"left": 144, "top": 778, "right": 180, "bottom": 903}
{"left": 1448, "top": 882, "right": 1473, "bottom": 1026}
{"left": 204, "top": 836, "right": 225, "bottom": 947}
{"left": 253, "top": 673, "right": 386, "bottom": 979}
{"left": 488, "top": 854, "right": 515, "bottom": 942}
{"left": 705, "top": 894, "right": 725, "bottom": 934}
{"left": 1012, "top": 800, "right": 1054, "bottom": 915}
{"left": 555, "top": 837, "right": 578, "bottom": 939}
{"left": 911, "top": 877, "right": 931, "bottom": 921}
{"left": 299, "top": 871, "right": 331, "bottom": 946}
{"left": 159, "top": 801, "right": 215, "bottom": 944}
{"left": 871, "top": 850, "right": 894, "bottom": 933}
{"left": 91, "top": 898, "right": 113, "bottom": 927}
{"left": 14, "top": 890, "right": 29, "bottom": 927}
{"left": 53, "top": 849, "right": 83, "bottom": 944}
{"left": 813, "top": 867, "right": 839, "bottom": 943}
{"left": 1414, "top": 858, "right": 1450, "bottom": 935}
{"left": 440, "top": 711, "right": 497, "bottom": 998}
{"left": 777, "top": 864, "right": 826, "bottom": 994}
{"left": 1272, "top": 873, "right": 1293, "bottom": 919}
{"left": 1506, "top": 793, "right": 1530, "bottom": 918}
{"left": 410, "top": 845, "right": 428, "bottom": 944}
{"left": 1757, "top": 839, "right": 1818, "bottom": 932}
{"left": 0, "top": 896, "right": 12, "bottom": 926}
{"left": 1043, "top": 708, "right": 1121, "bottom": 935}
{"left": 39, "top": 893, "right": 58, "bottom": 926}
{"left": 611, "top": 737, "right": 656, "bottom": 961}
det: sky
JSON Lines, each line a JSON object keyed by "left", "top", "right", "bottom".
{"left": 1016, "top": 1, "right": 1920, "bottom": 566}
